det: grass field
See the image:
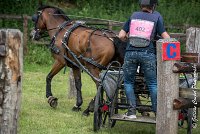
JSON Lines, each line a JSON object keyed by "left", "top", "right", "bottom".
{"left": 19, "top": 63, "right": 200, "bottom": 134}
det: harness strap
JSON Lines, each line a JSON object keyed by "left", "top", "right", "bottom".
{"left": 49, "top": 20, "right": 72, "bottom": 51}
{"left": 47, "top": 21, "right": 116, "bottom": 81}
{"left": 78, "top": 55, "right": 107, "bottom": 70}
{"left": 62, "top": 23, "right": 81, "bottom": 45}
{"left": 62, "top": 40, "right": 101, "bottom": 82}
{"left": 47, "top": 20, "right": 81, "bottom": 70}
{"left": 62, "top": 23, "right": 107, "bottom": 70}
{"left": 79, "top": 29, "right": 107, "bottom": 70}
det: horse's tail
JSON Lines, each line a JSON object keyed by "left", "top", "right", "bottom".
{"left": 111, "top": 37, "right": 127, "bottom": 65}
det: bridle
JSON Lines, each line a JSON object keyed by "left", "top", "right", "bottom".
{"left": 31, "top": 9, "right": 59, "bottom": 40}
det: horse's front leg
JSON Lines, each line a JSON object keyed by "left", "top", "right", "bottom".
{"left": 46, "top": 61, "right": 65, "bottom": 108}
{"left": 71, "top": 68, "right": 82, "bottom": 112}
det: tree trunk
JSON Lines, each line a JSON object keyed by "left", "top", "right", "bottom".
{"left": 0, "top": 29, "right": 23, "bottom": 134}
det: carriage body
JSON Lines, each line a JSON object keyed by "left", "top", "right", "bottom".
{"left": 93, "top": 63, "right": 197, "bottom": 133}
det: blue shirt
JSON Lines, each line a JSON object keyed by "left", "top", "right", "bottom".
{"left": 123, "top": 11, "right": 166, "bottom": 53}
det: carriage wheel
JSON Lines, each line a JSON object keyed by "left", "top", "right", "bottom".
{"left": 108, "top": 91, "right": 118, "bottom": 128}
{"left": 93, "top": 85, "right": 109, "bottom": 131}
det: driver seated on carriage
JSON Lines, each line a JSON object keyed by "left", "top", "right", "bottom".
{"left": 118, "top": 0, "right": 170, "bottom": 119}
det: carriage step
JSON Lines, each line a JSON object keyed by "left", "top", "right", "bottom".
{"left": 111, "top": 114, "right": 156, "bottom": 124}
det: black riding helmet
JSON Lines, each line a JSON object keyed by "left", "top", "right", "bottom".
{"left": 139, "top": 0, "right": 158, "bottom": 6}
{"left": 139, "top": 0, "right": 158, "bottom": 12}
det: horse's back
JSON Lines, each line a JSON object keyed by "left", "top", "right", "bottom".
{"left": 89, "top": 30, "right": 115, "bottom": 65}
{"left": 68, "top": 26, "right": 116, "bottom": 66}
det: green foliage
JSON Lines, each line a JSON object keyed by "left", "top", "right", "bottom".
{"left": 157, "top": 0, "right": 200, "bottom": 26}
{"left": 67, "top": 0, "right": 200, "bottom": 26}
{"left": 67, "top": 0, "right": 139, "bottom": 21}
{"left": 0, "top": 0, "right": 45, "bottom": 31}
{"left": 0, "top": 0, "right": 39, "bottom": 15}
{"left": 25, "top": 42, "right": 53, "bottom": 66}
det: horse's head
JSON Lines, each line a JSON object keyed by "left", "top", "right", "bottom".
{"left": 31, "top": 5, "right": 70, "bottom": 40}
{"left": 31, "top": 6, "right": 48, "bottom": 40}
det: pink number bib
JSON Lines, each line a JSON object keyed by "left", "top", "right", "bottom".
{"left": 130, "top": 19, "right": 154, "bottom": 40}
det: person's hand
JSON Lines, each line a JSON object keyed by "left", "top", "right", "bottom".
{"left": 118, "top": 29, "right": 127, "bottom": 41}
{"left": 161, "top": 32, "right": 170, "bottom": 39}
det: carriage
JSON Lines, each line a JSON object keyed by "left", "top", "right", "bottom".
{"left": 30, "top": 4, "right": 198, "bottom": 133}
{"left": 93, "top": 61, "right": 197, "bottom": 134}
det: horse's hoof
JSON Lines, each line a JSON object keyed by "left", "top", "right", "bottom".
{"left": 48, "top": 96, "right": 58, "bottom": 108}
{"left": 82, "top": 109, "right": 90, "bottom": 116}
{"left": 72, "top": 105, "right": 81, "bottom": 112}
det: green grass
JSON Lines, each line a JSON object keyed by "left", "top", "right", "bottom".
{"left": 19, "top": 64, "right": 200, "bottom": 134}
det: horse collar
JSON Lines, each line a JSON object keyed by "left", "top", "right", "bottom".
{"left": 62, "top": 23, "right": 82, "bottom": 46}
{"left": 48, "top": 20, "right": 72, "bottom": 53}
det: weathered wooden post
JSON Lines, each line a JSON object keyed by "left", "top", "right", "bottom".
{"left": 186, "top": 27, "right": 200, "bottom": 80}
{"left": 23, "top": 14, "right": 28, "bottom": 54}
{"left": 156, "top": 38, "right": 180, "bottom": 134}
{"left": 0, "top": 29, "right": 23, "bottom": 134}
{"left": 68, "top": 69, "right": 76, "bottom": 99}
{"left": 108, "top": 21, "right": 113, "bottom": 30}
{"left": 186, "top": 27, "right": 200, "bottom": 54}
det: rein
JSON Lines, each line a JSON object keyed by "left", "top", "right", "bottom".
{"left": 61, "top": 23, "right": 102, "bottom": 82}
{"left": 34, "top": 8, "right": 117, "bottom": 82}
{"left": 48, "top": 22, "right": 114, "bottom": 82}
{"left": 47, "top": 20, "right": 81, "bottom": 70}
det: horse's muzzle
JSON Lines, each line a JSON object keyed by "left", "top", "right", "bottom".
{"left": 30, "top": 29, "right": 41, "bottom": 41}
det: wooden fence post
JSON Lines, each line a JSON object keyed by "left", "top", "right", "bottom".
{"left": 0, "top": 29, "right": 23, "bottom": 134}
{"left": 23, "top": 14, "right": 28, "bottom": 55}
{"left": 156, "top": 39, "right": 180, "bottom": 134}
{"left": 108, "top": 21, "right": 113, "bottom": 30}
{"left": 186, "top": 27, "right": 200, "bottom": 53}
{"left": 68, "top": 69, "right": 76, "bottom": 99}
{"left": 186, "top": 27, "right": 200, "bottom": 80}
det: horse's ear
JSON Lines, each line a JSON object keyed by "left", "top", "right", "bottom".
{"left": 38, "top": 0, "right": 43, "bottom": 7}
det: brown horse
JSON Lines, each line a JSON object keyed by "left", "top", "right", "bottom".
{"left": 31, "top": 5, "right": 126, "bottom": 115}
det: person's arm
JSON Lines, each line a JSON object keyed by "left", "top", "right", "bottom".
{"left": 118, "top": 18, "right": 130, "bottom": 41}
{"left": 119, "top": 29, "right": 127, "bottom": 41}
{"left": 157, "top": 15, "right": 170, "bottom": 39}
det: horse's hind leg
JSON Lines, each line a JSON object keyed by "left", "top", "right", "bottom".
{"left": 46, "top": 61, "right": 65, "bottom": 108}
{"left": 71, "top": 68, "right": 83, "bottom": 112}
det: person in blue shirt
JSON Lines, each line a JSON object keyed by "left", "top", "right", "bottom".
{"left": 119, "top": 0, "right": 170, "bottom": 119}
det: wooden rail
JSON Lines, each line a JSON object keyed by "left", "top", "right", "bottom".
{"left": 0, "top": 14, "right": 30, "bottom": 54}
{"left": 0, "top": 14, "right": 31, "bottom": 19}
{"left": 0, "top": 14, "right": 199, "bottom": 52}
{"left": 1, "top": 14, "right": 200, "bottom": 30}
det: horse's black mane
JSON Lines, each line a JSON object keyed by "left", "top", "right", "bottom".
{"left": 112, "top": 37, "right": 127, "bottom": 64}
{"left": 38, "top": 5, "right": 70, "bottom": 20}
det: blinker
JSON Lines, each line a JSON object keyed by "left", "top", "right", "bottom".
{"left": 32, "top": 14, "right": 37, "bottom": 22}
